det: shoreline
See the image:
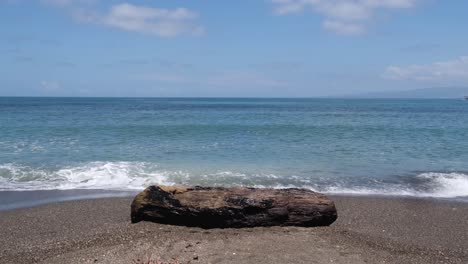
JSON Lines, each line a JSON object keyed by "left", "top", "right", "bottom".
{"left": 1, "top": 188, "right": 467, "bottom": 212}
{"left": 1, "top": 195, "right": 467, "bottom": 263}
{"left": 0, "top": 189, "right": 139, "bottom": 211}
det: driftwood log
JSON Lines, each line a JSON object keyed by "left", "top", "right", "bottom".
{"left": 131, "top": 185, "right": 337, "bottom": 228}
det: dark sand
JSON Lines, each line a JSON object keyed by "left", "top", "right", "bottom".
{"left": 0, "top": 195, "right": 467, "bottom": 264}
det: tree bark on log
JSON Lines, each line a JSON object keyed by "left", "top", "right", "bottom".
{"left": 131, "top": 185, "right": 337, "bottom": 228}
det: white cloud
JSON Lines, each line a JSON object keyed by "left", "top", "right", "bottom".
{"left": 40, "top": 80, "right": 62, "bottom": 91}
{"left": 270, "top": 0, "right": 419, "bottom": 35}
{"left": 323, "top": 20, "right": 365, "bottom": 35}
{"left": 383, "top": 56, "right": 468, "bottom": 81}
{"left": 73, "top": 3, "right": 204, "bottom": 37}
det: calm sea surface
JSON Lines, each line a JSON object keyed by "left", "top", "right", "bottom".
{"left": 1, "top": 97, "right": 468, "bottom": 200}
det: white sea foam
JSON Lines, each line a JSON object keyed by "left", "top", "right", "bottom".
{"left": 311, "top": 172, "right": 468, "bottom": 198}
{"left": 255, "top": 173, "right": 468, "bottom": 199}
{"left": 0, "top": 162, "right": 172, "bottom": 191}
{"left": 416, "top": 172, "right": 468, "bottom": 198}
{"left": 1, "top": 163, "right": 468, "bottom": 199}
{"left": 55, "top": 162, "right": 171, "bottom": 190}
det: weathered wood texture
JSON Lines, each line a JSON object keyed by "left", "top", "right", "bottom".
{"left": 131, "top": 185, "right": 337, "bottom": 228}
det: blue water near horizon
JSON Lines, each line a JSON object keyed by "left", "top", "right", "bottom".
{"left": 1, "top": 97, "right": 468, "bottom": 201}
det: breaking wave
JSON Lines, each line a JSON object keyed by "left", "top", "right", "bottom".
{"left": 319, "top": 172, "right": 468, "bottom": 198}
{"left": 1, "top": 162, "right": 468, "bottom": 200}
{"left": 0, "top": 162, "right": 171, "bottom": 191}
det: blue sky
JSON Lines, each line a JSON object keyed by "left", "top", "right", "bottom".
{"left": 1, "top": 0, "right": 468, "bottom": 97}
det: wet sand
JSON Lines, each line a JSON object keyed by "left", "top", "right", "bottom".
{"left": 0, "top": 195, "right": 467, "bottom": 264}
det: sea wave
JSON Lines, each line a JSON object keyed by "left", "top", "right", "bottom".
{"left": 0, "top": 162, "right": 171, "bottom": 190}
{"left": 298, "top": 172, "right": 468, "bottom": 199}
{"left": 1, "top": 162, "right": 468, "bottom": 200}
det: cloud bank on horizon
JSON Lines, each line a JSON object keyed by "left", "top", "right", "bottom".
{"left": 1, "top": 0, "right": 468, "bottom": 97}
{"left": 384, "top": 56, "right": 468, "bottom": 81}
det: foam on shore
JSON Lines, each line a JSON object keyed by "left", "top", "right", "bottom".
{"left": 1, "top": 162, "right": 468, "bottom": 200}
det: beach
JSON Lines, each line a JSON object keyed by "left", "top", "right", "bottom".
{"left": 1, "top": 98, "right": 468, "bottom": 263}
{"left": 1, "top": 195, "right": 467, "bottom": 264}
{"left": 3, "top": 1, "right": 468, "bottom": 262}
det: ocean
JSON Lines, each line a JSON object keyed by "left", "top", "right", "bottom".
{"left": 1, "top": 97, "right": 468, "bottom": 201}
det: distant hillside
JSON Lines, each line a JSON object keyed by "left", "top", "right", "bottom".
{"left": 349, "top": 87, "right": 468, "bottom": 99}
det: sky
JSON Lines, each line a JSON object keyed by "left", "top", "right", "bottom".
{"left": 1, "top": 0, "right": 468, "bottom": 97}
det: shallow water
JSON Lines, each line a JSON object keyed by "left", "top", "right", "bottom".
{"left": 1, "top": 97, "right": 468, "bottom": 200}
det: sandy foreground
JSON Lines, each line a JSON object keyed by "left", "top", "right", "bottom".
{"left": 0, "top": 195, "right": 467, "bottom": 264}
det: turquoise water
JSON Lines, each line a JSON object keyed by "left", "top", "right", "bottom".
{"left": 1, "top": 97, "right": 468, "bottom": 199}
